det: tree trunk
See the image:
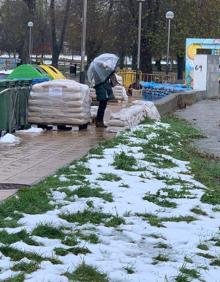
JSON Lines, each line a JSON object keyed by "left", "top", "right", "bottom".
{"left": 23, "top": 0, "right": 36, "bottom": 18}
{"left": 177, "top": 53, "right": 184, "bottom": 80}
{"left": 131, "top": 44, "right": 137, "bottom": 70}
{"left": 140, "top": 36, "right": 152, "bottom": 74}
{"left": 50, "top": 0, "right": 71, "bottom": 67}
{"left": 119, "top": 51, "right": 125, "bottom": 69}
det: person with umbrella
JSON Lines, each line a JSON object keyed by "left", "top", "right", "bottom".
{"left": 88, "top": 53, "right": 119, "bottom": 128}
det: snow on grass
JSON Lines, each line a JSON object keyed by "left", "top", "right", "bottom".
{"left": 0, "top": 121, "right": 220, "bottom": 281}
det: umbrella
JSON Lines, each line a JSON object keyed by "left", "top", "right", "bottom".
{"left": 87, "top": 53, "right": 119, "bottom": 86}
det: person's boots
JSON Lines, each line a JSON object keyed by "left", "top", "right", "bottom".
{"left": 96, "top": 121, "right": 107, "bottom": 128}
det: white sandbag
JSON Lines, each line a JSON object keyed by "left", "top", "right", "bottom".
{"left": 132, "top": 100, "right": 161, "bottom": 121}
{"left": 32, "top": 79, "right": 84, "bottom": 93}
{"left": 29, "top": 99, "right": 87, "bottom": 109}
{"left": 106, "top": 104, "right": 149, "bottom": 133}
{"left": 107, "top": 119, "right": 126, "bottom": 127}
{"left": 91, "top": 106, "right": 98, "bottom": 118}
{"left": 28, "top": 109, "right": 90, "bottom": 119}
{"left": 90, "top": 85, "right": 128, "bottom": 101}
{"left": 28, "top": 79, "right": 91, "bottom": 125}
{"left": 113, "top": 85, "right": 128, "bottom": 101}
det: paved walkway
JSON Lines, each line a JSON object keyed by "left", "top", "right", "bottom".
{"left": 0, "top": 101, "right": 127, "bottom": 200}
{"left": 176, "top": 99, "right": 220, "bottom": 158}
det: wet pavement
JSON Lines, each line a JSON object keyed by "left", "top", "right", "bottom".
{"left": 0, "top": 100, "right": 127, "bottom": 200}
{"left": 176, "top": 99, "right": 220, "bottom": 158}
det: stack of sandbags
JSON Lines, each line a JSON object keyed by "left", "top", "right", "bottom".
{"left": 107, "top": 100, "right": 160, "bottom": 132}
{"left": 113, "top": 85, "right": 128, "bottom": 101}
{"left": 28, "top": 79, "right": 91, "bottom": 125}
{"left": 90, "top": 85, "right": 128, "bottom": 101}
{"left": 132, "top": 100, "right": 161, "bottom": 122}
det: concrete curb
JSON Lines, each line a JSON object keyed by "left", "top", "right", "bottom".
{"left": 154, "top": 91, "right": 206, "bottom": 116}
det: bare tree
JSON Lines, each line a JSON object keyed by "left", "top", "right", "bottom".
{"left": 50, "top": 0, "right": 71, "bottom": 67}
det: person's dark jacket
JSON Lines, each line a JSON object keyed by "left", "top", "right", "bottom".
{"left": 94, "top": 79, "right": 114, "bottom": 101}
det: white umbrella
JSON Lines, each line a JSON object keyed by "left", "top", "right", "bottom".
{"left": 87, "top": 53, "right": 119, "bottom": 86}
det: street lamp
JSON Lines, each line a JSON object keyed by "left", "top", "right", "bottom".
{"left": 27, "top": 21, "right": 34, "bottom": 64}
{"left": 165, "top": 11, "right": 174, "bottom": 75}
{"left": 80, "top": 0, "right": 87, "bottom": 84}
{"left": 136, "top": 0, "right": 145, "bottom": 88}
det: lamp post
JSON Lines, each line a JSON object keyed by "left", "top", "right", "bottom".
{"left": 136, "top": 0, "right": 145, "bottom": 88}
{"left": 27, "top": 21, "right": 34, "bottom": 64}
{"left": 165, "top": 11, "right": 174, "bottom": 75}
{"left": 80, "top": 0, "right": 87, "bottom": 84}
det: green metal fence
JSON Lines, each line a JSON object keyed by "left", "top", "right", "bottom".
{"left": 0, "top": 85, "right": 31, "bottom": 136}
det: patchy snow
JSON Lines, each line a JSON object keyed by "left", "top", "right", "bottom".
{"left": 17, "top": 127, "right": 44, "bottom": 133}
{"left": 0, "top": 122, "right": 220, "bottom": 281}
{"left": 58, "top": 176, "right": 69, "bottom": 182}
{"left": 0, "top": 133, "right": 20, "bottom": 144}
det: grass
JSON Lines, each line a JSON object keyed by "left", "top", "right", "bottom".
{"left": 138, "top": 213, "right": 197, "bottom": 227}
{"left": 197, "top": 244, "right": 209, "bottom": 251}
{"left": 97, "top": 173, "right": 122, "bottom": 182}
{"left": 80, "top": 233, "right": 99, "bottom": 244}
{"left": 0, "top": 230, "right": 39, "bottom": 246}
{"left": 210, "top": 259, "right": 220, "bottom": 266}
{"left": 143, "top": 192, "right": 177, "bottom": 208}
{"left": 89, "top": 145, "right": 104, "bottom": 156}
{"left": 153, "top": 253, "right": 169, "bottom": 263}
{"left": 61, "top": 186, "right": 113, "bottom": 202}
{"left": 154, "top": 242, "right": 169, "bottom": 249}
{"left": 119, "top": 183, "right": 130, "bottom": 188}
{"left": 0, "top": 246, "right": 60, "bottom": 264}
{"left": 190, "top": 207, "right": 207, "bottom": 216}
{"left": 196, "top": 252, "right": 215, "bottom": 259}
{"left": 4, "top": 273, "right": 25, "bottom": 282}
{"left": 124, "top": 265, "right": 135, "bottom": 274}
{"left": 55, "top": 246, "right": 91, "bottom": 256}
{"left": 12, "top": 261, "right": 39, "bottom": 273}
{"left": 65, "top": 263, "right": 108, "bottom": 282}
{"left": 113, "top": 151, "right": 137, "bottom": 171}
{"left": 32, "top": 224, "right": 65, "bottom": 240}
{"left": 184, "top": 257, "right": 193, "bottom": 263}
{"left": 179, "top": 266, "right": 200, "bottom": 279}
{"left": 175, "top": 275, "right": 190, "bottom": 282}
{"left": 149, "top": 117, "right": 220, "bottom": 206}
{"left": 0, "top": 116, "right": 219, "bottom": 279}
{"left": 161, "top": 187, "right": 194, "bottom": 199}
{"left": 60, "top": 210, "right": 125, "bottom": 227}
{"left": 61, "top": 233, "right": 78, "bottom": 246}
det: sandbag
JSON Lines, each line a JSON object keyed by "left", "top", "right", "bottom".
{"left": 28, "top": 79, "right": 91, "bottom": 125}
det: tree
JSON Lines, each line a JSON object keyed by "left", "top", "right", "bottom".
{"left": 50, "top": 0, "right": 71, "bottom": 67}
{"left": 0, "top": 1, "right": 29, "bottom": 62}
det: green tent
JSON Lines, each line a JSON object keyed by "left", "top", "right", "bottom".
{"left": 8, "top": 64, "right": 50, "bottom": 80}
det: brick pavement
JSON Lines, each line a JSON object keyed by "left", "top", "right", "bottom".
{"left": 0, "top": 101, "right": 126, "bottom": 200}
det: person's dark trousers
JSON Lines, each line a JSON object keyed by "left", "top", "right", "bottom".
{"left": 96, "top": 99, "right": 107, "bottom": 126}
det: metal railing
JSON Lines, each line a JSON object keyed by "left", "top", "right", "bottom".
{"left": 117, "top": 69, "right": 177, "bottom": 89}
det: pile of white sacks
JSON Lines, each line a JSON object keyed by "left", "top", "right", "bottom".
{"left": 107, "top": 100, "right": 161, "bottom": 133}
{"left": 90, "top": 74, "right": 128, "bottom": 101}
{"left": 28, "top": 80, "right": 91, "bottom": 125}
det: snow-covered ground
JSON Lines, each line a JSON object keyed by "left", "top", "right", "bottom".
{"left": 0, "top": 122, "right": 219, "bottom": 281}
